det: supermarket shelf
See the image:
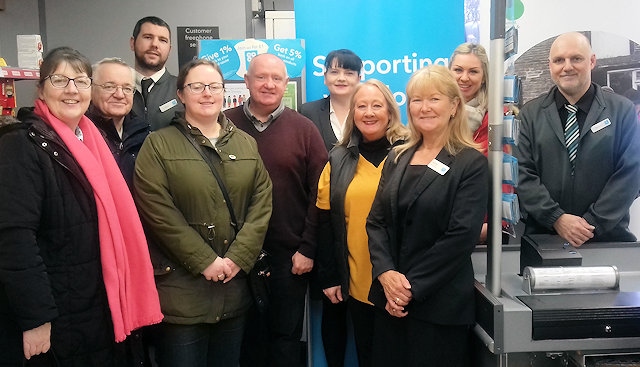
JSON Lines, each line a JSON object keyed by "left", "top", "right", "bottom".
{"left": 0, "top": 67, "right": 40, "bottom": 80}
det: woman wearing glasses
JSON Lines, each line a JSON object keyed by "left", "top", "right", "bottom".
{"left": 0, "top": 47, "right": 162, "bottom": 365}
{"left": 134, "top": 59, "right": 273, "bottom": 367}
{"left": 86, "top": 57, "right": 150, "bottom": 190}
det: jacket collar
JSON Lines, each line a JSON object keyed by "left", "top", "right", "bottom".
{"left": 321, "top": 96, "right": 331, "bottom": 112}
{"left": 85, "top": 105, "right": 149, "bottom": 140}
{"left": 171, "top": 111, "right": 236, "bottom": 146}
{"left": 18, "top": 107, "right": 61, "bottom": 143}
{"left": 540, "top": 83, "right": 606, "bottom": 145}
{"left": 390, "top": 145, "right": 454, "bottom": 215}
{"left": 345, "top": 130, "right": 362, "bottom": 157}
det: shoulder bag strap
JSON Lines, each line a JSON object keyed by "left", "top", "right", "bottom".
{"left": 173, "top": 123, "right": 238, "bottom": 233}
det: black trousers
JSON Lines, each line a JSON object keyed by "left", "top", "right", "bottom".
{"left": 321, "top": 297, "right": 375, "bottom": 367}
{"left": 348, "top": 298, "right": 375, "bottom": 367}
{"left": 371, "top": 308, "right": 471, "bottom": 367}
{"left": 240, "top": 265, "right": 308, "bottom": 367}
{"left": 320, "top": 297, "right": 347, "bottom": 367}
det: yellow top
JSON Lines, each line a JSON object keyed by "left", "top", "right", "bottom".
{"left": 316, "top": 155, "right": 386, "bottom": 304}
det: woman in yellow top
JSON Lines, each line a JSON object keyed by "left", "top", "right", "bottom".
{"left": 315, "top": 79, "right": 409, "bottom": 366}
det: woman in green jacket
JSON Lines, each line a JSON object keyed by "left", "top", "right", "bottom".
{"left": 134, "top": 59, "right": 273, "bottom": 367}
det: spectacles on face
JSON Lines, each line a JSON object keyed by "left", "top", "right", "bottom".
{"left": 95, "top": 83, "right": 136, "bottom": 95}
{"left": 45, "top": 74, "right": 92, "bottom": 89}
{"left": 183, "top": 82, "right": 224, "bottom": 94}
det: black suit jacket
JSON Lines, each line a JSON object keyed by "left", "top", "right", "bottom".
{"left": 132, "top": 71, "right": 183, "bottom": 131}
{"left": 299, "top": 97, "right": 337, "bottom": 152}
{"left": 366, "top": 145, "right": 489, "bottom": 325}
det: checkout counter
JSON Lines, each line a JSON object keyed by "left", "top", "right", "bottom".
{"left": 476, "top": 2, "right": 640, "bottom": 363}
{"left": 472, "top": 234, "right": 640, "bottom": 366}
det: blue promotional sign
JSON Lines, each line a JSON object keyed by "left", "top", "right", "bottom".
{"left": 295, "top": 0, "right": 465, "bottom": 122}
{"left": 198, "top": 39, "right": 306, "bottom": 80}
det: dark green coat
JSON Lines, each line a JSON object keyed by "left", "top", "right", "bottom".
{"left": 134, "top": 112, "right": 272, "bottom": 324}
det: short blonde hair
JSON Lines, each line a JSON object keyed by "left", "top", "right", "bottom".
{"left": 395, "top": 65, "right": 479, "bottom": 161}
{"left": 338, "top": 79, "right": 409, "bottom": 147}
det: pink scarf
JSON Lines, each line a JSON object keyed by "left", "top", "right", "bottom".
{"left": 35, "top": 99, "right": 163, "bottom": 342}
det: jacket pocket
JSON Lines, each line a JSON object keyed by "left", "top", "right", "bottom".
{"left": 147, "top": 239, "right": 177, "bottom": 276}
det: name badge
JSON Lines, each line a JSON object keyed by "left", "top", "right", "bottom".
{"left": 591, "top": 118, "right": 611, "bottom": 133}
{"left": 159, "top": 99, "right": 178, "bottom": 113}
{"left": 428, "top": 159, "right": 450, "bottom": 176}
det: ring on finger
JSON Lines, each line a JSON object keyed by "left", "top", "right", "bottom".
{"left": 217, "top": 274, "right": 225, "bottom": 280}
{"left": 395, "top": 297, "right": 400, "bottom": 304}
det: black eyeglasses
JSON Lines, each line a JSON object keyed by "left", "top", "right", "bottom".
{"left": 95, "top": 83, "right": 136, "bottom": 95}
{"left": 45, "top": 74, "right": 92, "bottom": 89}
{"left": 183, "top": 82, "right": 224, "bottom": 94}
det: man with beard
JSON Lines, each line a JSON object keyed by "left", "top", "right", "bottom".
{"left": 130, "top": 16, "right": 183, "bottom": 130}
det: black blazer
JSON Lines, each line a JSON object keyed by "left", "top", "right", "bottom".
{"left": 299, "top": 97, "right": 337, "bottom": 152}
{"left": 366, "top": 145, "right": 489, "bottom": 325}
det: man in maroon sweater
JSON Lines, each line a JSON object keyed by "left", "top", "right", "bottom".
{"left": 226, "top": 53, "right": 327, "bottom": 367}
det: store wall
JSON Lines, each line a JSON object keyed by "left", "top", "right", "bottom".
{"left": 0, "top": 0, "right": 41, "bottom": 104}
{"left": 512, "top": 1, "right": 640, "bottom": 59}
{"left": 0, "top": 0, "right": 290, "bottom": 105}
{"left": 42, "top": 0, "right": 252, "bottom": 76}
{"left": 0, "top": 0, "right": 40, "bottom": 67}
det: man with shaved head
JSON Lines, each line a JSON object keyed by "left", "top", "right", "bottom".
{"left": 225, "top": 53, "right": 327, "bottom": 367}
{"left": 515, "top": 31, "right": 640, "bottom": 247}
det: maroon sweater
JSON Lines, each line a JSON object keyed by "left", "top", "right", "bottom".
{"left": 225, "top": 106, "right": 328, "bottom": 262}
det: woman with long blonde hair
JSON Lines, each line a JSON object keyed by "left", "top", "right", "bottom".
{"left": 316, "top": 79, "right": 408, "bottom": 366}
{"left": 367, "top": 65, "right": 488, "bottom": 367}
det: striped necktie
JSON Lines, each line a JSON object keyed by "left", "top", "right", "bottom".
{"left": 564, "top": 104, "right": 579, "bottom": 170}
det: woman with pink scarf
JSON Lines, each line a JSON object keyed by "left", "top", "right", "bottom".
{"left": 0, "top": 47, "right": 162, "bottom": 366}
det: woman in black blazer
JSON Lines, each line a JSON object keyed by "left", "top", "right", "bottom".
{"left": 299, "top": 49, "right": 362, "bottom": 152}
{"left": 366, "top": 65, "right": 489, "bottom": 367}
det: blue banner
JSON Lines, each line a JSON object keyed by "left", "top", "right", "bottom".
{"left": 295, "top": 0, "right": 465, "bottom": 122}
{"left": 198, "top": 39, "right": 306, "bottom": 80}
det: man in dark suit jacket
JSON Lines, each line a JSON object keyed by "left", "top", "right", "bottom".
{"left": 130, "top": 16, "right": 183, "bottom": 130}
{"left": 515, "top": 32, "right": 640, "bottom": 247}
